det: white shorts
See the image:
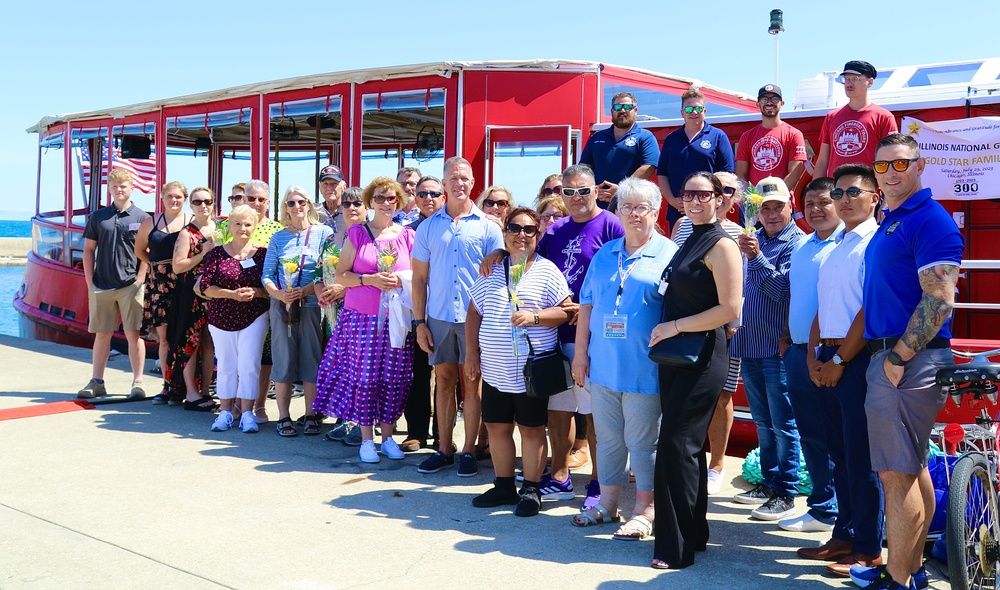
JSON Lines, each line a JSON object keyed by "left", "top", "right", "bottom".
{"left": 547, "top": 343, "right": 592, "bottom": 414}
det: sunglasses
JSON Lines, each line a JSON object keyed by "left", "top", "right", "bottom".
{"left": 831, "top": 187, "right": 878, "bottom": 200}
{"left": 873, "top": 158, "right": 920, "bottom": 174}
{"left": 505, "top": 222, "right": 539, "bottom": 237}
{"left": 342, "top": 200, "right": 364, "bottom": 209}
{"left": 618, "top": 203, "right": 652, "bottom": 216}
{"left": 286, "top": 199, "right": 308, "bottom": 208}
{"left": 191, "top": 199, "right": 213, "bottom": 206}
{"left": 541, "top": 186, "right": 563, "bottom": 196}
{"left": 683, "top": 105, "right": 706, "bottom": 114}
{"left": 372, "top": 195, "right": 398, "bottom": 204}
{"left": 679, "top": 190, "right": 717, "bottom": 202}
{"left": 245, "top": 196, "right": 266, "bottom": 203}
{"left": 561, "top": 186, "right": 595, "bottom": 197}
{"left": 612, "top": 103, "right": 636, "bottom": 112}
{"left": 416, "top": 190, "right": 443, "bottom": 199}
{"left": 228, "top": 195, "right": 245, "bottom": 202}
{"left": 540, "top": 213, "right": 565, "bottom": 221}
{"left": 483, "top": 199, "right": 509, "bottom": 208}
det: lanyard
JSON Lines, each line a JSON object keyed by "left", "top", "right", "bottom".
{"left": 614, "top": 250, "right": 641, "bottom": 315}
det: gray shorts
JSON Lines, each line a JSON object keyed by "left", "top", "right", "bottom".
{"left": 268, "top": 300, "right": 324, "bottom": 383}
{"left": 865, "top": 348, "right": 950, "bottom": 474}
{"left": 427, "top": 316, "right": 466, "bottom": 365}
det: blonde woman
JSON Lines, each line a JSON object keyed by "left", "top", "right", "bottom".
{"left": 477, "top": 185, "right": 513, "bottom": 227}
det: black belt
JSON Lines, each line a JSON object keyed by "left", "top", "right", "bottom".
{"left": 866, "top": 336, "right": 950, "bottom": 353}
{"left": 792, "top": 343, "right": 808, "bottom": 350}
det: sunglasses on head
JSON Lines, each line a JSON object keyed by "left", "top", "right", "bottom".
{"left": 679, "top": 190, "right": 717, "bottom": 202}
{"left": 191, "top": 198, "right": 213, "bottom": 206}
{"left": 612, "top": 103, "right": 636, "bottom": 112}
{"left": 286, "top": 199, "right": 308, "bottom": 208}
{"left": 342, "top": 200, "right": 364, "bottom": 209}
{"left": 505, "top": 222, "right": 538, "bottom": 237}
{"left": 561, "top": 186, "right": 594, "bottom": 197}
{"left": 872, "top": 158, "right": 920, "bottom": 174}
{"left": 484, "top": 198, "right": 509, "bottom": 208}
{"left": 831, "top": 187, "right": 878, "bottom": 200}
{"left": 542, "top": 186, "right": 563, "bottom": 196}
{"left": 683, "top": 105, "right": 706, "bottom": 114}
{"left": 416, "top": 190, "right": 443, "bottom": 199}
{"left": 372, "top": 195, "right": 398, "bottom": 204}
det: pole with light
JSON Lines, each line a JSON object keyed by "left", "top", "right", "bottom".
{"left": 768, "top": 9, "right": 784, "bottom": 85}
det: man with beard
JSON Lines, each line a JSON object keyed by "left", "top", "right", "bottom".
{"left": 579, "top": 92, "right": 659, "bottom": 211}
{"left": 392, "top": 167, "right": 422, "bottom": 227}
{"left": 736, "top": 84, "right": 807, "bottom": 189}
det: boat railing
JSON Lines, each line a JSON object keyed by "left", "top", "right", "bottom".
{"left": 957, "top": 260, "right": 1000, "bottom": 312}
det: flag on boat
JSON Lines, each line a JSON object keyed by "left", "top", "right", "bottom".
{"left": 78, "top": 142, "right": 157, "bottom": 194}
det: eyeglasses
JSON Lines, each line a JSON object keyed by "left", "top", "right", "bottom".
{"left": 541, "top": 186, "right": 563, "bottom": 196}
{"left": 540, "top": 213, "right": 565, "bottom": 222}
{"left": 836, "top": 74, "right": 868, "bottom": 84}
{"left": 342, "top": 200, "right": 364, "bottom": 209}
{"left": 416, "top": 190, "right": 443, "bottom": 199}
{"left": 228, "top": 195, "right": 245, "bottom": 203}
{"left": 505, "top": 222, "right": 539, "bottom": 237}
{"left": 618, "top": 203, "right": 652, "bottom": 216}
{"left": 873, "top": 158, "right": 920, "bottom": 174}
{"left": 683, "top": 105, "right": 706, "bottom": 114}
{"left": 245, "top": 196, "right": 266, "bottom": 203}
{"left": 722, "top": 186, "right": 738, "bottom": 197}
{"left": 191, "top": 199, "right": 213, "bottom": 206}
{"left": 612, "top": 103, "right": 636, "bottom": 112}
{"left": 372, "top": 195, "right": 398, "bottom": 204}
{"left": 679, "top": 190, "right": 718, "bottom": 202}
{"left": 831, "top": 187, "right": 878, "bottom": 200}
{"left": 758, "top": 96, "right": 781, "bottom": 104}
{"left": 286, "top": 199, "right": 308, "bottom": 208}
{"left": 561, "top": 186, "right": 595, "bottom": 197}
{"left": 483, "top": 199, "right": 509, "bottom": 208}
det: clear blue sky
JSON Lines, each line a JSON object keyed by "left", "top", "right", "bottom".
{"left": 2, "top": 0, "right": 998, "bottom": 219}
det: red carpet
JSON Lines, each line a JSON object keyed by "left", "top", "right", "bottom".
{"left": 0, "top": 400, "right": 94, "bottom": 421}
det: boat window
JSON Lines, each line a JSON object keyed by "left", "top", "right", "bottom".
{"left": 218, "top": 149, "right": 253, "bottom": 215}
{"left": 360, "top": 88, "right": 446, "bottom": 187}
{"left": 491, "top": 140, "right": 568, "bottom": 207}
{"left": 164, "top": 145, "right": 209, "bottom": 209}
{"left": 869, "top": 71, "right": 892, "bottom": 92}
{"left": 602, "top": 82, "right": 748, "bottom": 122}
{"left": 37, "top": 135, "right": 67, "bottom": 223}
{"left": 267, "top": 97, "right": 341, "bottom": 205}
{"left": 32, "top": 224, "right": 66, "bottom": 264}
{"left": 904, "top": 63, "right": 981, "bottom": 87}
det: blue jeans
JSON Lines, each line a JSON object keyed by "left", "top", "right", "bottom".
{"left": 784, "top": 345, "right": 837, "bottom": 523}
{"left": 741, "top": 355, "right": 800, "bottom": 498}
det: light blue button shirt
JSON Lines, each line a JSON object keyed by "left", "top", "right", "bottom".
{"left": 787, "top": 224, "right": 843, "bottom": 343}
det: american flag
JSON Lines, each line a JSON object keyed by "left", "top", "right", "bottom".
{"left": 78, "top": 141, "right": 157, "bottom": 194}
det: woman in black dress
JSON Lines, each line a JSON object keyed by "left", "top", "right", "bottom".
{"left": 648, "top": 172, "right": 743, "bottom": 570}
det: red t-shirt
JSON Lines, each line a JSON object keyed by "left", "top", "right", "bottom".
{"left": 818, "top": 103, "right": 898, "bottom": 175}
{"left": 736, "top": 122, "right": 807, "bottom": 185}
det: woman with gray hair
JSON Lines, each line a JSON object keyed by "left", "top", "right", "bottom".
{"left": 570, "top": 178, "right": 678, "bottom": 539}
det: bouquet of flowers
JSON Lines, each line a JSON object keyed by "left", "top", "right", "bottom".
{"left": 508, "top": 255, "right": 526, "bottom": 308}
{"left": 741, "top": 185, "right": 765, "bottom": 234}
{"left": 320, "top": 243, "right": 341, "bottom": 326}
{"left": 280, "top": 256, "right": 300, "bottom": 336}
{"left": 508, "top": 254, "right": 529, "bottom": 358}
{"left": 375, "top": 242, "right": 398, "bottom": 327}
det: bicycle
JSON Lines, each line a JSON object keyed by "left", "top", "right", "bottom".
{"left": 936, "top": 347, "right": 1000, "bottom": 590}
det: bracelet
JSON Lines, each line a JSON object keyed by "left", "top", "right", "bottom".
{"left": 358, "top": 274, "right": 364, "bottom": 286}
{"left": 533, "top": 312, "right": 540, "bottom": 325}
{"left": 673, "top": 320, "right": 680, "bottom": 333}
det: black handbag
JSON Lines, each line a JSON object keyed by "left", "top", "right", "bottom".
{"left": 646, "top": 264, "right": 713, "bottom": 370}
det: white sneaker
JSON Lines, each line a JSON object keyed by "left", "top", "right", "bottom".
{"left": 707, "top": 469, "right": 724, "bottom": 495}
{"left": 211, "top": 410, "right": 234, "bottom": 432}
{"left": 239, "top": 410, "right": 259, "bottom": 433}
{"left": 381, "top": 438, "right": 405, "bottom": 460}
{"left": 359, "top": 440, "right": 380, "bottom": 463}
{"left": 778, "top": 512, "right": 834, "bottom": 532}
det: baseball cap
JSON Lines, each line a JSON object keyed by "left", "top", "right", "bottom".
{"left": 757, "top": 177, "right": 790, "bottom": 204}
{"left": 841, "top": 60, "right": 878, "bottom": 79}
{"left": 757, "top": 84, "right": 782, "bottom": 99}
{"left": 319, "top": 165, "right": 345, "bottom": 183}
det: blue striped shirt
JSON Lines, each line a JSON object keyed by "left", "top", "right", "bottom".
{"left": 730, "top": 222, "right": 805, "bottom": 359}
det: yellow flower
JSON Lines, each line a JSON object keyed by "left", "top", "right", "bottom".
{"left": 282, "top": 261, "right": 299, "bottom": 274}
{"left": 326, "top": 255, "right": 339, "bottom": 267}
{"left": 380, "top": 255, "right": 396, "bottom": 268}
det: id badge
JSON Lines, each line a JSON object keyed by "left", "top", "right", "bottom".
{"left": 657, "top": 278, "right": 669, "bottom": 296}
{"left": 603, "top": 314, "right": 627, "bottom": 339}
{"left": 240, "top": 258, "right": 256, "bottom": 268}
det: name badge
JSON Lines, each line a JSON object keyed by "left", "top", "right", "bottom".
{"left": 603, "top": 314, "right": 627, "bottom": 339}
{"left": 657, "top": 278, "right": 669, "bottom": 296}
{"left": 240, "top": 258, "right": 256, "bottom": 268}
{"left": 128, "top": 223, "right": 142, "bottom": 231}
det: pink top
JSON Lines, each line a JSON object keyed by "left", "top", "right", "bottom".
{"left": 343, "top": 223, "right": 416, "bottom": 315}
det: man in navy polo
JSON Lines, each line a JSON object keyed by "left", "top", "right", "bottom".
{"left": 579, "top": 91, "right": 659, "bottom": 211}
{"left": 861, "top": 134, "right": 962, "bottom": 590}
{"left": 656, "top": 87, "right": 735, "bottom": 230}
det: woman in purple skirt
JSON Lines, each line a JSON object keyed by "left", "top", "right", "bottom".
{"left": 314, "top": 177, "right": 415, "bottom": 463}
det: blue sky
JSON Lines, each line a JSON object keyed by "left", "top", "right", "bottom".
{"left": 2, "top": 0, "right": 998, "bottom": 219}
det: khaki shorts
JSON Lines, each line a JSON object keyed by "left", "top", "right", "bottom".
{"left": 88, "top": 282, "right": 144, "bottom": 333}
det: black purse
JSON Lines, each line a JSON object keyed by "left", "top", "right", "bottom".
{"left": 647, "top": 264, "right": 713, "bottom": 370}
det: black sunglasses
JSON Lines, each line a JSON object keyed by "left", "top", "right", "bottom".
{"left": 505, "top": 222, "right": 539, "bottom": 237}
{"left": 542, "top": 186, "right": 563, "bottom": 196}
{"left": 342, "top": 200, "right": 364, "bottom": 209}
{"left": 831, "top": 187, "right": 878, "bottom": 200}
{"left": 484, "top": 198, "right": 509, "bottom": 208}
{"left": 416, "top": 190, "right": 443, "bottom": 199}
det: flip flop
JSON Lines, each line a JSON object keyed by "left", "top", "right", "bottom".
{"left": 183, "top": 396, "right": 220, "bottom": 412}
{"left": 571, "top": 504, "right": 621, "bottom": 527}
{"left": 613, "top": 515, "right": 653, "bottom": 541}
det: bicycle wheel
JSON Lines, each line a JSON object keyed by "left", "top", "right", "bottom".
{"left": 948, "top": 452, "right": 1000, "bottom": 590}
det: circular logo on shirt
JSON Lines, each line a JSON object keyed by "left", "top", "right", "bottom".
{"left": 625, "top": 136, "right": 637, "bottom": 147}
{"left": 832, "top": 120, "right": 869, "bottom": 158}
{"left": 751, "top": 136, "right": 783, "bottom": 172}
{"left": 700, "top": 139, "right": 712, "bottom": 150}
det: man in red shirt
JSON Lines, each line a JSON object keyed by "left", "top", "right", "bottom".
{"left": 814, "top": 61, "right": 898, "bottom": 177}
{"left": 736, "top": 84, "right": 807, "bottom": 189}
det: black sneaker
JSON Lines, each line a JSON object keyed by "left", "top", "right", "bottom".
{"left": 750, "top": 493, "right": 795, "bottom": 521}
{"left": 456, "top": 452, "right": 478, "bottom": 477}
{"left": 514, "top": 486, "right": 541, "bottom": 517}
{"left": 417, "top": 451, "right": 455, "bottom": 474}
{"left": 864, "top": 568, "right": 910, "bottom": 590}
{"left": 472, "top": 484, "right": 520, "bottom": 508}
{"left": 733, "top": 483, "right": 773, "bottom": 505}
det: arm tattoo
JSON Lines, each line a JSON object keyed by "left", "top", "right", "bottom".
{"left": 901, "top": 264, "right": 959, "bottom": 352}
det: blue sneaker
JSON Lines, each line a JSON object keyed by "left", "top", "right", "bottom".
{"left": 850, "top": 565, "right": 927, "bottom": 590}
{"left": 581, "top": 479, "right": 601, "bottom": 511}
{"left": 538, "top": 473, "right": 575, "bottom": 500}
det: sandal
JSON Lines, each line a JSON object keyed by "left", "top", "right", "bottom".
{"left": 571, "top": 504, "right": 621, "bottom": 527}
{"left": 183, "top": 396, "right": 220, "bottom": 412}
{"left": 151, "top": 393, "right": 169, "bottom": 405}
{"left": 276, "top": 417, "right": 298, "bottom": 437}
{"left": 651, "top": 559, "right": 671, "bottom": 570}
{"left": 301, "top": 415, "right": 321, "bottom": 436}
{"left": 613, "top": 515, "right": 653, "bottom": 541}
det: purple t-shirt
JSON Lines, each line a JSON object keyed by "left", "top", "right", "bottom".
{"left": 536, "top": 209, "right": 624, "bottom": 344}
{"left": 343, "top": 224, "right": 416, "bottom": 316}
{"left": 199, "top": 247, "right": 270, "bottom": 331}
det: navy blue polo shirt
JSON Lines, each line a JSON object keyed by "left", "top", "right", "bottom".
{"left": 83, "top": 202, "right": 150, "bottom": 291}
{"left": 862, "top": 188, "right": 964, "bottom": 339}
{"left": 579, "top": 124, "right": 660, "bottom": 185}
{"left": 656, "top": 123, "right": 735, "bottom": 196}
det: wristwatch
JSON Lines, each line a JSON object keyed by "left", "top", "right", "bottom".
{"left": 832, "top": 353, "right": 849, "bottom": 367}
{"left": 533, "top": 312, "right": 540, "bottom": 326}
{"left": 887, "top": 351, "right": 908, "bottom": 366}
{"left": 412, "top": 318, "right": 426, "bottom": 331}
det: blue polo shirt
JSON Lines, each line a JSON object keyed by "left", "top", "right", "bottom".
{"left": 788, "top": 225, "right": 843, "bottom": 343}
{"left": 657, "top": 123, "right": 735, "bottom": 197}
{"left": 412, "top": 204, "right": 505, "bottom": 324}
{"left": 863, "top": 188, "right": 964, "bottom": 339}
{"left": 579, "top": 124, "right": 660, "bottom": 185}
{"left": 579, "top": 234, "right": 678, "bottom": 394}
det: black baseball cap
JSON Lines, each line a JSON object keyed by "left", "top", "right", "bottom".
{"left": 841, "top": 60, "right": 878, "bottom": 79}
{"left": 318, "top": 165, "right": 345, "bottom": 182}
{"left": 757, "top": 84, "right": 782, "bottom": 99}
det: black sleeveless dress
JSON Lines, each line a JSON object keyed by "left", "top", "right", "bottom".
{"left": 652, "top": 220, "right": 733, "bottom": 569}
{"left": 141, "top": 214, "right": 185, "bottom": 337}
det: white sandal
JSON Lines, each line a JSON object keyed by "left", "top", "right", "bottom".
{"left": 571, "top": 504, "right": 621, "bottom": 527}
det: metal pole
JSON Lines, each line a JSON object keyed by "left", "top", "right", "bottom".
{"left": 774, "top": 35, "right": 779, "bottom": 84}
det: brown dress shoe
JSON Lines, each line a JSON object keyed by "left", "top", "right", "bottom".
{"left": 826, "top": 552, "right": 883, "bottom": 577}
{"left": 399, "top": 438, "right": 424, "bottom": 453}
{"left": 567, "top": 448, "right": 590, "bottom": 469}
{"left": 796, "top": 538, "right": 853, "bottom": 561}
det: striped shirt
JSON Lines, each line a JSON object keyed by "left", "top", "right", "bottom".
{"left": 469, "top": 255, "right": 571, "bottom": 394}
{"left": 673, "top": 216, "right": 743, "bottom": 247}
{"left": 730, "top": 222, "right": 805, "bottom": 359}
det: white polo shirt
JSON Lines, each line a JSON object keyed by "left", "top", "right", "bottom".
{"left": 817, "top": 217, "right": 879, "bottom": 338}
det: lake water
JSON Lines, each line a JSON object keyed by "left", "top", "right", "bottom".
{"left": 1, "top": 220, "right": 31, "bottom": 337}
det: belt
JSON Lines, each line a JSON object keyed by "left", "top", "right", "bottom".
{"left": 866, "top": 336, "right": 950, "bottom": 353}
{"left": 792, "top": 343, "right": 808, "bottom": 350}
{"left": 821, "top": 338, "right": 845, "bottom": 347}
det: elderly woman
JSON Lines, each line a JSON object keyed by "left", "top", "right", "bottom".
{"left": 476, "top": 185, "right": 513, "bottom": 226}
{"left": 169, "top": 187, "right": 218, "bottom": 411}
{"left": 570, "top": 178, "right": 678, "bottom": 537}
{"left": 466, "top": 206, "right": 572, "bottom": 517}
{"left": 198, "top": 205, "right": 270, "bottom": 432}
{"left": 314, "top": 177, "right": 416, "bottom": 463}
{"left": 262, "top": 187, "right": 333, "bottom": 437}
{"left": 536, "top": 195, "right": 568, "bottom": 234}
{"left": 535, "top": 173, "right": 563, "bottom": 206}
{"left": 648, "top": 172, "right": 743, "bottom": 570}
{"left": 135, "top": 181, "right": 191, "bottom": 403}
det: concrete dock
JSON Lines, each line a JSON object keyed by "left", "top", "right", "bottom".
{"left": 0, "top": 334, "right": 952, "bottom": 589}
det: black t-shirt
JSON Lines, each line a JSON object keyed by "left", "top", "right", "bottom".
{"left": 83, "top": 203, "right": 150, "bottom": 290}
